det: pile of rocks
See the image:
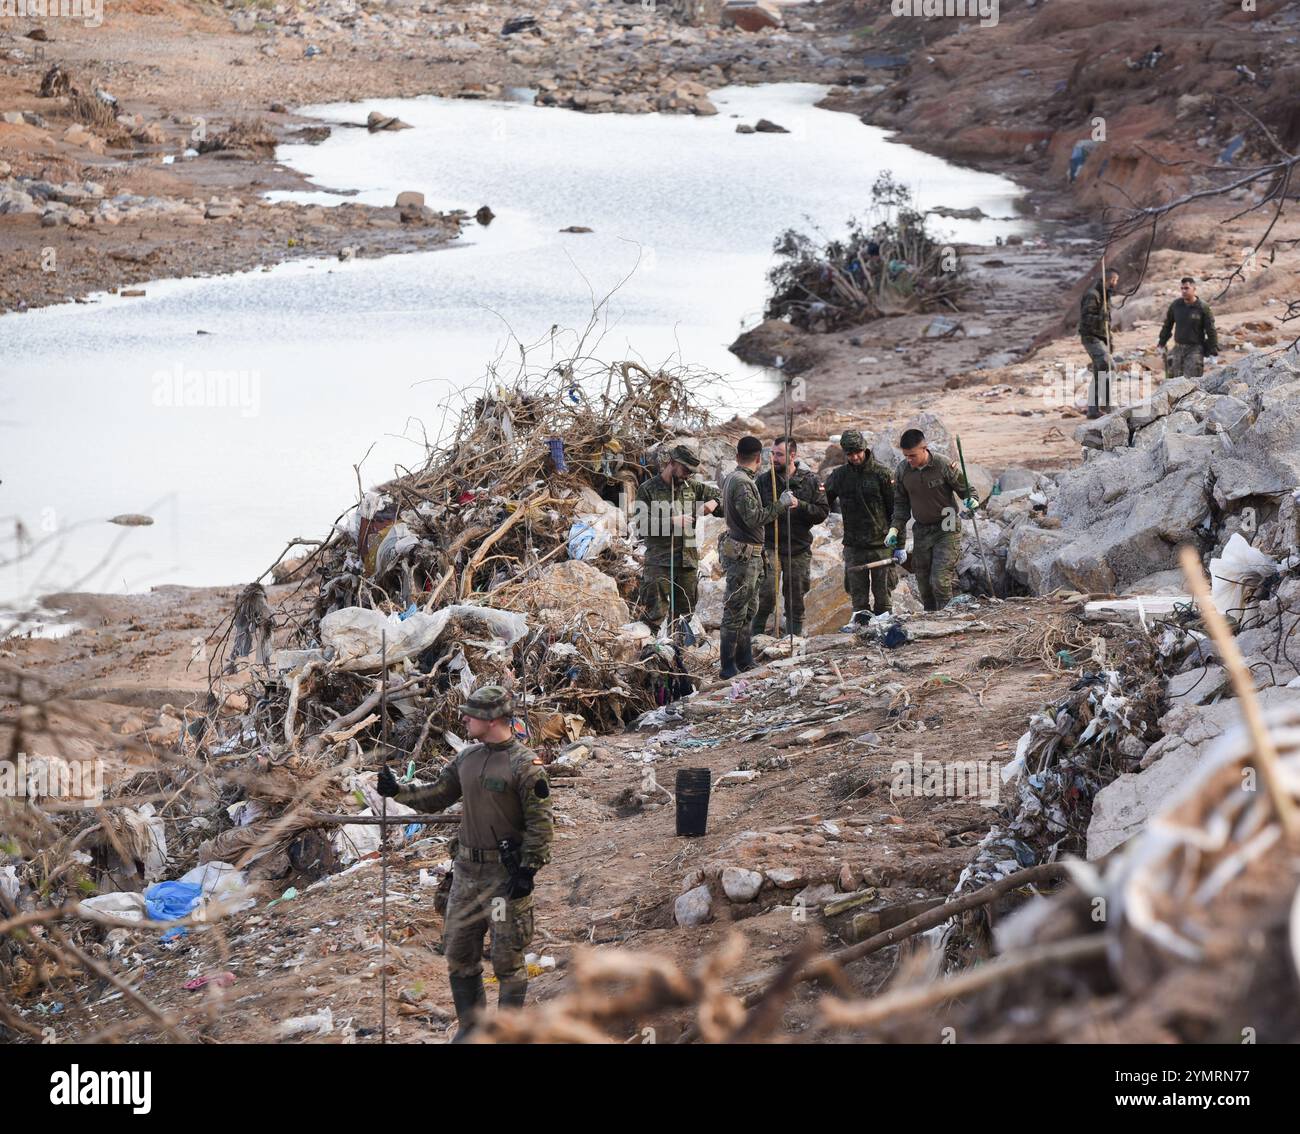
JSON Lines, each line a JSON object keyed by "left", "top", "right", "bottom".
{"left": 217, "top": 0, "right": 849, "bottom": 113}
{"left": 1005, "top": 348, "right": 1300, "bottom": 595}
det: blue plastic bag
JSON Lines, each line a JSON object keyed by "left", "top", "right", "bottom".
{"left": 145, "top": 880, "right": 202, "bottom": 940}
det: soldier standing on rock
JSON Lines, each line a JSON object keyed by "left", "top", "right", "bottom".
{"left": 377, "top": 684, "right": 552, "bottom": 1041}
{"left": 719, "top": 435, "right": 796, "bottom": 678}
{"left": 1079, "top": 268, "right": 1119, "bottom": 419}
{"left": 886, "top": 429, "right": 973, "bottom": 612}
{"left": 1158, "top": 276, "right": 1219, "bottom": 379}
{"left": 822, "top": 429, "right": 895, "bottom": 628}
{"left": 632, "top": 443, "right": 720, "bottom": 633}
{"left": 752, "top": 436, "right": 828, "bottom": 639}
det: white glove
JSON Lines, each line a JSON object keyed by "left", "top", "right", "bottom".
{"left": 779, "top": 490, "right": 796, "bottom": 508}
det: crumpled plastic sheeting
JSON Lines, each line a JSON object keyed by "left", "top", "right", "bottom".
{"left": 939, "top": 669, "right": 1149, "bottom": 968}
{"left": 1209, "top": 533, "right": 1278, "bottom": 622}
{"left": 320, "top": 604, "right": 529, "bottom": 672}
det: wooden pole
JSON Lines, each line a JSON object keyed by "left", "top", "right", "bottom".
{"left": 1178, "top": 544, "right": 1300, "bottom": 842}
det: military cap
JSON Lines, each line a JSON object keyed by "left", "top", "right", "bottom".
{"left": 668, "top": 443, "right": 701, "bottom": 469}
{"left": 461, "top": 684, "right": 515, "bottom": 720}
{"left": 839, "top": 429, "right": 866, "bottom": 453}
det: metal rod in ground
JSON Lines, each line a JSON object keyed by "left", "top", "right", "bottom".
{"left": 380, "top": 629, "right": 389, "bottom": 1046}
{"left": 955, "top": 435, "right": 997, "bottom": 599}
{"left": 783, "top": 373, "right": 794, "bottom": 650}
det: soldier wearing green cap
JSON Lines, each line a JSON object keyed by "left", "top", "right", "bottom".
{"left": 823, "top": 430, "right": 896, "bottom": 625}
{"left": 377, "top": 684, "right": 552, "bottom": 1040}
{"left": 632, "top": 442, "right": 720, "bottom": 629}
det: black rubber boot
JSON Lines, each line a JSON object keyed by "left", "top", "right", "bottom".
{"left": 498, "top": 979, "right": 528, "bottom": 1011}
{"left": 449, "top": 973, "right": 486, "bottom": 1042}
{"left": 1086, "top": 406, "right": 1101, "bottom": 420}
{"left": 719, "top": 631, "right": 738, "bottom": 679}
{"left": 736, "top": 629, "right": 756, "bottom": 671}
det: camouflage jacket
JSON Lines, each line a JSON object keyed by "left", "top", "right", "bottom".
{"left": 892, "top": 454, "right": 971, "bottom": 529}
{"left": 722, "top": 464, "right": 783, "bottom": 547}
{"left": 824, "top": 456, "right": 895, "bottom": 549}
{"left": 756, "top": 462, "right": 828, "bottom": 555}
{"left": 396, "top": 738, "right": 553, "bottom": 869}
{"left": 1078, "top": 279, "right": 1113, "bottom": 342}
{"left": 634, "top": 474, "right": 721, "bottom": 569}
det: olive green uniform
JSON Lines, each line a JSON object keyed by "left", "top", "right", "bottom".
{"left": 753, "top": 463, "right": 828, "bottom": 635}
{"left": 1078, "top": 279, "right": 1115, "bottom": 412}
{"left": 824, "top": 455, "right": 895, "bottom": 615}
{"left": 892, "top": 454, "right": 970, "bottom": 611}
{"left": 395, "top": 738, "right": 552, "bottom": 983}
{"left": 1158, "top": 297, "right": 1218, "bottom": 379}
{"left": 633, "top": 473, "right": 721, "bottom": 625}
{"left": 720, "top": 464, "right": 783, "bottom": 633}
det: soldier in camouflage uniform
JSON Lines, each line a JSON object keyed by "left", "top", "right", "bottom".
{"left": 719, "top": 435, "right": 795, "bottom": 677}
{"left": 632, "top": 443, "right": 721, "bottom": 631}
{"left": 378, "top": 685, "right": 552, "bottom": 1041}
{"left": 887, "top": 429, "right": 972, "bottom": 612}
{"left": 752, "top": 437, "right": 828, "bottom": 638}
{"left": 823, "top": 429, "right": 895, "bottom": 627}
{"left": 1079, "top": 269, "right": 1119, "bottom": 419}
{"left": 1158, "top": 276, "right": 1219, "bottom": 379}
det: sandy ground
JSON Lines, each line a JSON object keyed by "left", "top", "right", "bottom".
{"left": 3, "top": 586, "right": 1079, "bottom": 1043}
{"left": 5, "top": 0, "right": 1300, "bottom": 1041}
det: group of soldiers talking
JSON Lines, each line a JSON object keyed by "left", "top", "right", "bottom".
{"left": 633, "top": 427, "right": 977, "bottom": 676}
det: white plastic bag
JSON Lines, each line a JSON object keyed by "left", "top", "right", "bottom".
{"left": 1209, "top": 533, "right": 1278, "bottom": 618}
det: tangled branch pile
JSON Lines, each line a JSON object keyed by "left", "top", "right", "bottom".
{"left": 765, "top": 172, "right": 970, "bottom": 332}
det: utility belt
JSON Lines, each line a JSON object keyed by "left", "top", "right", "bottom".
{"left": 457, "top": 845, "right": 504, "bottom": 864}
{"left": 720, "top": 535, "right": 764, "bottom": 559}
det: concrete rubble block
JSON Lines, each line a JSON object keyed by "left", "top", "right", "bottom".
{"left": 1006, "top": 524, "right": 1068, "bottom": 593}
{"left": 1133, "top": 410, "right": 1201, "bottom": 450}
{"left": 793, "top": 881, "right": 837, "bottom": 910}
{"left": 765, "top": 865, "right": 805, "bottom": 889}
{"left": 1166, "top": 664, "right": 1227, "bottom": 705}
{"left": 1075, "top": 409, "right": 1130, "bottom": 452}
{"left": 1203, "top": 394, "right": 1254, "bottom": 441}
{"left": 674, "top": 883, "right": 713, "bottom": 927}
{"left": 720, "top": 866, "right": 764, "bottom": 903}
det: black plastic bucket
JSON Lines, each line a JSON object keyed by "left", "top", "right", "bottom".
{"left": 675, "top": 768, "right": 712, "bottom": 837}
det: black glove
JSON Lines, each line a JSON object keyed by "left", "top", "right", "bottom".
{"left": 376, "top": 765, "right": 401, "bottom": 798}
{"left": 505, "top": 867, "right": 536, "bottom": 900}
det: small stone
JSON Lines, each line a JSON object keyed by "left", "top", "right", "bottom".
{"left": 721, "top": 867, "right": 763, "bottom": 903}
{"left": 765, "top": 866, "right": 805, "bottom": 889}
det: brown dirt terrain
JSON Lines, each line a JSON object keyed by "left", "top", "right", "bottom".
{"left": 3, "top": 588, "right": 1079, "bottom": 1042}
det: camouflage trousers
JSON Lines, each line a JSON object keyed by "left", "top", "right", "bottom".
{"left": 911, "top": 522, "right": 962, "bottom": 611}
{"left": 637, "top": 562, "right": 698, "bottom": 626}
{"left": 720, "top": 542, "right": 765, "bottom": 633}
{"left": 843, "top": 544, "right": 893, "bottom": 615}
{"left": 442, "top": 855, "right": 534, "bottom": 983}
{"left": 1168, "top": 343, "right": 1204, "bottom": 379}
{"left": 752, "top": 550, "right": 811, "bottom": 634}
{"left": 1082, "top": 335, "right": 1113, "bottom": 409}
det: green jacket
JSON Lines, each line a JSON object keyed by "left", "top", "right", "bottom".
{"left": 892, "top": 453, "right": 971, "bottom": 529}
{"left": 722, "top": 464, "right": 783, "bottom": 547}
{"left": 1159, "top": 297, "right": 1218, "bottom": 354}
{"left": 633, "top": 474, "right": 721, "bottom": 569}
{"left": 396, "top": 738, "right": 553, "bottom": 869}
{"left": 1078, "top": 279, "right": 1113, "bottom": 342}
{"left": 824, "top": 456, "right": 895, "bottom": 549}
{"left": 756, "top": 463, "right": 828, "bottom": 556}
